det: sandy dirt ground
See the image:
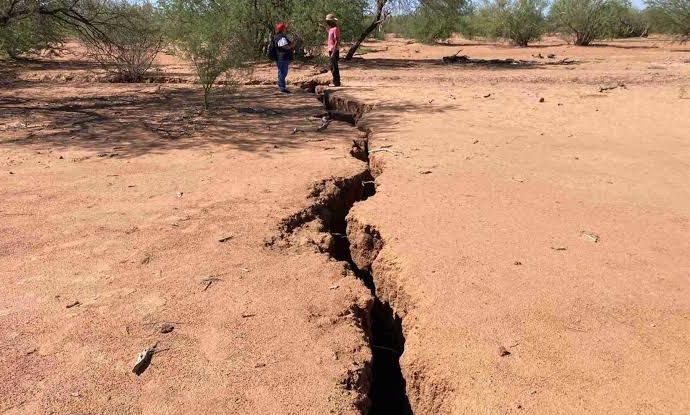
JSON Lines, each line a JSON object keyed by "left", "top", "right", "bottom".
{"left": 0, "top": 82, "right": 374, "bottom": 413}
{"left": 1, "top": 35, "right": 689, "bottom": 415}
{"left": 334, "top": 36, "right": 690, "bottom": 414}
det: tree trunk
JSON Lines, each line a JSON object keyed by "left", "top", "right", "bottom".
{"left": 6, "top": 47, "right": 20, "bottom": 60}
{"left": 345, "top": 0, "right": 386, "bottom": 61}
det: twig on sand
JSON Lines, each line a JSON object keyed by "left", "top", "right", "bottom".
{"left": 599, "top": 83, "right": 626, "bottom": 93}
{"left": 557, "top": 58, "right": 576, "bottom": 65}
{"left": 141, "top": 320, "right": 183, "bottom": 326}
{"left": 201, "top": 276, "right": 224, "bottom": 291}
{"left": 370, "top": 148, "right": 402, "bottom": 155}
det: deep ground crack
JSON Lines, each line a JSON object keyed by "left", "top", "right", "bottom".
{"left": 325, "top": 173, "right": 412, "bottom": 415}
{"left": 270, "top": 88, "right": 413, "bottom": 413}
{"left": 319, "top": 90, "right": 413, "bottom": 414}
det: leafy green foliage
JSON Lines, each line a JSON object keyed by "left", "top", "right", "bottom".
{"left": 195, "top": 0, "right": 367, "bottom": 59}
{"left": 605, "top": 0, "right": 649, "bottom": 38}
{"left": 0, "top": 1, "right": 67, "bottom": 58}
{"left": 383, "top": 0, "right": 469, "bottom": 43}
{"left": 412, "top": 0, "right": 468, "bottom": 43}
{"left": 550, "top": 0, "right": 651, "bottom": 44}
{"left": 0, "top": 13, "right": 62, "bottom": 58}
{"left": 287, "top": 0, "right": 367, "bottom": 56}
{"left": 550, "top": 0, "right": 617, "bottom": 45}
{"left": 479, "top": 0, "right": 547, "bottom": 46}
{"left": 646, "top": 0, "right": 690, "bottom": 37}
{"left": 160, "top": 0, "right": 254, "bottom": 109}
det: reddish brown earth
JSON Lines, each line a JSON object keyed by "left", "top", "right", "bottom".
{"left": 336, "top": 36, "right": 690, "bottom": 414}
{"left": 1, "top": 35, "right": 690, "bottom": 414}
{"left": 0, "top": 83, "right": 374, "bottom": 413}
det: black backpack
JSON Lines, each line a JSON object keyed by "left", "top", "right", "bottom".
{"left": 267, "top": 37, "right": 279, "bottom": 61}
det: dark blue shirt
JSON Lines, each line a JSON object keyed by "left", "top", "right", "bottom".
{"left": 274, "top": 34, "right": 293, "bottom": 62}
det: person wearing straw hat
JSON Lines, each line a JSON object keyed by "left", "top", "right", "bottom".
{"left": 325, "top": 14, "right": 341, "bottom": 87}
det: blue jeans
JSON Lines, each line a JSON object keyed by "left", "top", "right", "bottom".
{"left": 277, "top": 60, "right": 290, "bottom": 91}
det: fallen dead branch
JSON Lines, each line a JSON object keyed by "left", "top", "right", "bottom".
{"left": 443, "top": 54, "right": 577, "bottom": 67}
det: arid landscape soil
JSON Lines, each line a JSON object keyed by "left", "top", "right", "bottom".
{"left": 1, "top": 36, "right": 689, "bottom": 414}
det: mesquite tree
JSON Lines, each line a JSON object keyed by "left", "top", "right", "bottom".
{"left": 345, "top": 0, "right": 390, "bottom": 60}
{"left": 0, "top": 0, "right": 107, "bottom": 57}
{"left": 345, "top": 0, "right": 470, "bottom": 59}
{"left": 550, "top": 0, "right": 617, "bottom": 46}
{"left": 482, "top": 0, "right": 547, "bottom": 47}
{"left": 81, "top": 1, "right": 163, "bottom": 82}
{"left": 646, "top": 0, "right": 690, "bottom": 38}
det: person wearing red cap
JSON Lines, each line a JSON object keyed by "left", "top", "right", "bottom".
{"left": 272, "top": 22, "right": 296, "bottom": 94}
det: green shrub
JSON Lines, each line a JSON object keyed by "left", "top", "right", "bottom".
{"left": 479, "top": 0, "right": 547, "bottom": 46}
{"left": 606, "top": 1, "right": 649, "bottom": 38}
{"left": 550, "top": 0, "right": 650, "bottom": 42}
{"left": 460, "top": 6, "right": 498, "bottom": 39}
{"left": 506, "top": 0, "right": 548, "bottom": 46}
{"left": 211, "top": 0, "right": 367, "bottom": 60}
{"left": 550, "top": 0, "right": 616, "bottom": 45}
{"left": 161, "top": 0, "right": 253, "bottom": 109}
{"left": 0, "top": 3, "right": 64, "bottom": 58}
{"left": 382, "top": 0, "right": 469, "bottom": 43}
{"left": 645, "top": 0, "right": 690, "bottom": 37}
{"left": 288, "top": 0, "right": 368, "bottom": 56}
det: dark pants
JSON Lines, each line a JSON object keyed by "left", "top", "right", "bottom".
{"left": 329, "top": 49, "right": 341, "bottom": 87}
{"left": 277, "top": 59, "right": 290, "bottom": 92}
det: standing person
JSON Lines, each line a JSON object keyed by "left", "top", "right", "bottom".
{"left": 325, "top": 14, "right": 341, "bottom": 87}
{"left": 273, "top": 22, "right": 295, "bottom": 94}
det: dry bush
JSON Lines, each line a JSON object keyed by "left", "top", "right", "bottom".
{"left": 81, "top": 3, "right": 162, "bottom": 82}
